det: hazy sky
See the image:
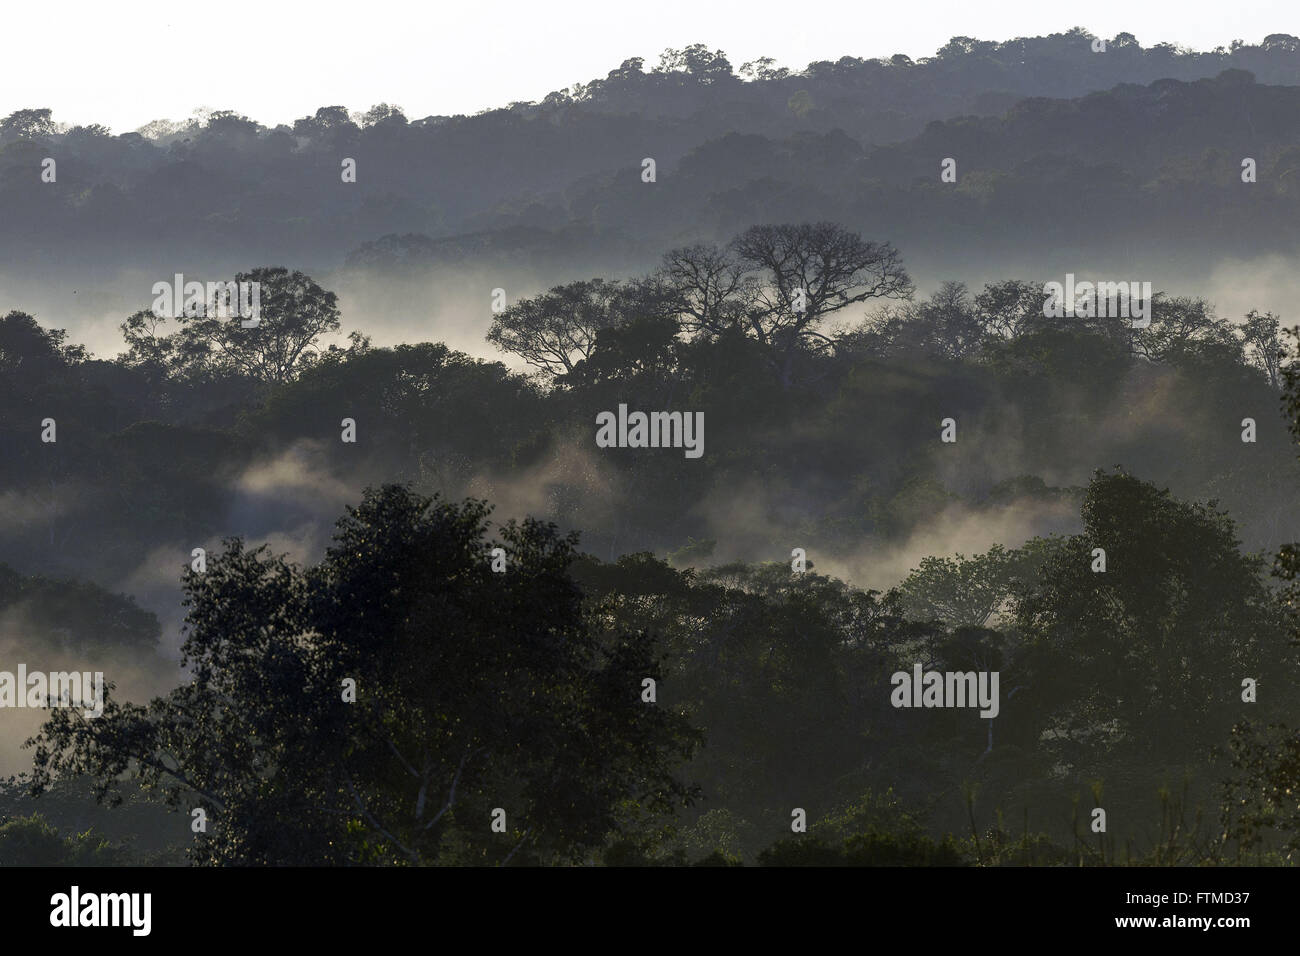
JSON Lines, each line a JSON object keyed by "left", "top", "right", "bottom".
{"left": 2, "top": 0, "right": 1297, "bottom": 131}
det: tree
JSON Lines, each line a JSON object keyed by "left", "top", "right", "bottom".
{"left": 0, "top": 108, "right": 56, "bottom": 141}
{"left": 654, "top": 45, "right": 733, "bottom": 80}
{"left": 1012, "top": 470, "right": 1291, "bottom": 765}
{"left": 560, "top": 314, "right": 684, "bottom": 400}
{"left": 291, "top": 106, "right": 359, "bottom": 145}
{"left": 1240, "top": 310, "right": 1286, "bottom": 388}
{"left": 27, "top": 485, "right": 700, "bottom": 865}
{"left": 1223, "top": 330, "right": 1300, "bottom": 857}
{"left": 571, "top": 553, "right": 921, "bottom": 855}
{"left": 659, "top": 243, "right": 754, "bottom": 337}
{"left": 0, "top": 563, "right": 160, "bottom": 653}
{"left": 864, "top": 281, "right": 984, "bottom": 360}
{"left": 121, "top": 267, "right": 344, "bottom": 386}
{"left": 486, "top": 278, "right": 646, "bottom": 378}
{"left": 898, "top": 543, "right": 1041, "bottom": 628}
{"left": 1132, "top": 295, "right": 1242, "bottom": 367}
{"left": 0, "top": 311, "right": 87, "bottom": 372}
{"left": 1262, "top": 34, "right": 1300, "bottom": 53}
{"left": 739, "top": 57, "right": 788, "bottom": 81}
{"left": 361, "top": 104, "right": 406, "bottom": 127}
{"left": 972, "top": 280, "right": 1049, "bottom": 340}
{"left": 731, "top": 222, "right": 913, "bottom": 387}
{"left": 0, "top": 814, "right": 126, "bottom": 866}
{"left": 118, "top": 309, "right": 187, "bottom": 382}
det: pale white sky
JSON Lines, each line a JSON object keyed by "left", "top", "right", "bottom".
{"left": 1, "top": 0, "right": 1296, "bottom": 132}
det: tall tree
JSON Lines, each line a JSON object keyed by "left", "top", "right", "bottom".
{"left": 179, "top": 267, "right": 343, "bottom": 385}
{"left": 27, "top": 486, "right": 699, "bottom": 865}
{"left": 1220, "top": 332, "right": 1300, "bottom": 858}
{"left": 0, "top": 108, "right": 56, "bottom": 141}
{"left": 898, "top": 543, "right": 1044, "bottom": 628}
{"left": 1012, "top": 470, "right": 1290, "bottom": 765}
{"left": 121, "top": 267, "right": 345, "bottom": 386}
{"left": 659, "top": 243, "right": 754, "bottom": 337}
{"left": 731, "top": 222, "right": 912, "bottom": 387}
{"left": 1240, "top": 309, "right": 1286, "bottom": 389}
{"left": 487, "top": 279, "right": 635, "bottom": 378}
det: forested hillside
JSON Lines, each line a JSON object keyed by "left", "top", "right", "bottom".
{"left": 3, "top": 27, "right": 1300, "bottom": 867}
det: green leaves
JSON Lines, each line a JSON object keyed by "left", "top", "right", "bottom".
{"left": 29, "top": 484, "right": 699, "bottom": 865}
{"left": 1013, "top": 470, "right": 1291, "bottom": 764}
